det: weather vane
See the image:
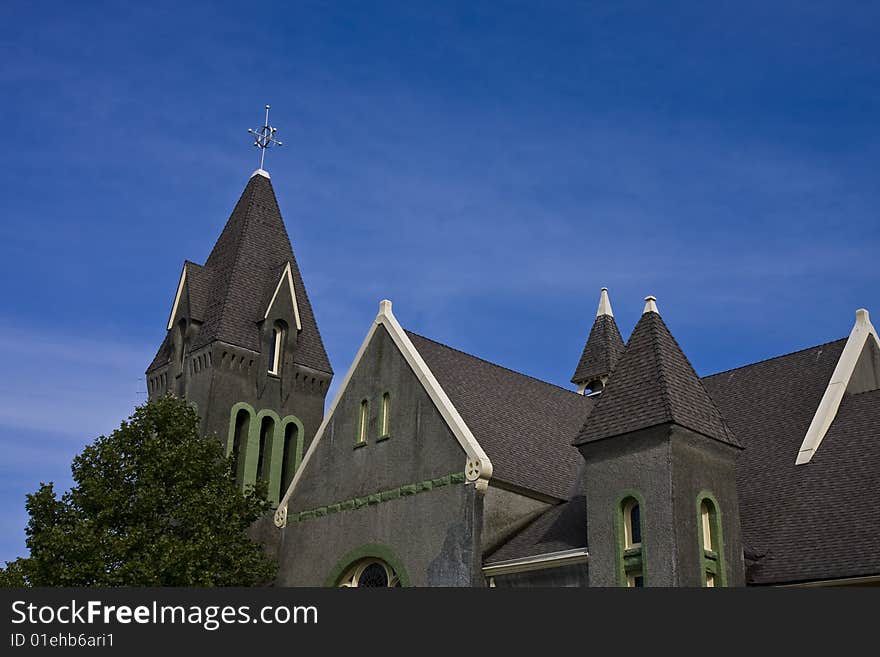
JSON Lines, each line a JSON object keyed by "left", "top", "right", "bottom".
{"left": 247, "top": 105, "right": 283, "bottom": 170}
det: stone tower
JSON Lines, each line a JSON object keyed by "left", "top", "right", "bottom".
{"left": 145, "top": 169, "right": 333, "bottom": 506}
{"left": 573, "top": 297, "right": 744, "bottom": 586}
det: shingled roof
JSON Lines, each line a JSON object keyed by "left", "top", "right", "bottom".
{"left": 486, "top": 495, "right": 588, "bottom": 563}
{"left": 492, "top": 332, "right": 880, "bottom": 582}
{"left": 407, "top": 332, "right": 594, "bottom": 501}
{"left": 571, "top": 289, "right": 625, "bottom": 389}
{"left": 147, "top": 172, "right": 331, "bottom": 375}
{"left": 703, "top": 339, "right": 880, "bottom": 584}
{"left": 574, "top": 301, "right": 739, "bottom": 448}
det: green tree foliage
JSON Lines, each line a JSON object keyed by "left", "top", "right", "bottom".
{"left": 3, "top": 396, "right": 276, "bottom": 586}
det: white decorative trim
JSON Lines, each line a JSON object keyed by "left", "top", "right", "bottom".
{"left": 482, "top": 548, "right": 589, "bottom": 577}
{"left": 274, "top": 299, "right": 493, "bottom": 527}
{"left": 776, "top": 573, "right": 880, "bottom": 588}
{"left": 597, "top": 287, "right": 613, "bottom": 317}
{"left": 166, "top": 265, "right": 187, "bottom": 331}
{"left": 264, "top": 262, "right": 302, "bottom": 331}
{"left": 643, "top": 295, "right": 658, "bottom": 314}
{"left": 251, "top": 168, "right": 270, "bottom": 179}
{"left": 796, "top": 308, "right": 880, "bottom": 465}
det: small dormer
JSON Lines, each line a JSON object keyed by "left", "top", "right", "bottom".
{"left": 261, "top": 261, "right": 303, "bottom": 377}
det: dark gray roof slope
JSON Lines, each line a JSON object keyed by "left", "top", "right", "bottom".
{"left": 574, "top": 310, "right": 738, "bottom": 448}
{"left": 183, "top": 261, "right": 211, "bottom": 322}
{"left": 704, "top": 339, "right": 880, "bottom": 584}
{"left": 148, "top": 174, "right": 331, "bottom": 375}
{"left": 571, "top": 314, "right": 625, "bottom": 386}
{"left": 486, "top": 496, "right": 587, "bottom": 563}
{"left": 407, "top": 332, "right": 594, "bottom": 501}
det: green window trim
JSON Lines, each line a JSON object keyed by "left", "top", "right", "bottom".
{"left": 226, "top": 403, "right": 305, "bottom": 507}
{"left": 379, "top": 391, "right": 391, "bottom": 440}
{"left": 696, "top": 490, "right": 727, "bottom": 587}
{"left": 287, "top": 472, "right": 466, "bottom": 525}
{"left": 324, "top": 544, "right": 411, "bottom": 587}
{"left": 614, "top": 490, "right": 648, "bottom": 587}
{"left": 356, "top": 399, "right": 369, "bottom": 446}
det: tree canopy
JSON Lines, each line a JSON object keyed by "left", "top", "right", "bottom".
{"left": 0, "top": 396, "right": 276, "bottom": 586}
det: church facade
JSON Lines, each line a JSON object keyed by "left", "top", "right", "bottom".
{"left": 148, "top": 168, "right": 880, "bottom": 587}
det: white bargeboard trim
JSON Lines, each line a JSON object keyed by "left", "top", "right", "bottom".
{"left": 274, "top": 299, "right": 493, "bottom": 527}
{"left": 166, "top": 264, "right": 188, "bottom": 331}
{"left": 482, "top": 548, "right": 589, "bottom": 577}
{"left": 264, "top": 262, "right": 302, "bottom": 331}
{"left": 796, "top": 308, "right": 880, "bottom": 465}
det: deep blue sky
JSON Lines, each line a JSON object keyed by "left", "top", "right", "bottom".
{"left": 1, "top": 1, "right": 878, "bottom": 564}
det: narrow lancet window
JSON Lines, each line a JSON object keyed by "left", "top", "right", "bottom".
{"left": 356, "top": 400, "right": 369, "bottom": 445}
{"left": 380, "top": 392, "right": 391, "bottom": 438}
{"left": 268, "top": 322, "right": 283, "bottom": 375}
{"left": 698, "top": 495, "right": 725, "bottom": 587}
{"left": 619, "top": 495, "right": 645, "bottom": 587}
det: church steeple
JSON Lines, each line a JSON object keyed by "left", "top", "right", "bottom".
{"left": 146, "top": 168, "right": 333, "bottom": 508}
{"left": 192, "top": 170, "right": 330, "bottom": 373}
{"left": 571, "top": 288, "right": 625, "bottom": 394}
{"left": 148, "top": 171, "right": 331, "bottom": 377}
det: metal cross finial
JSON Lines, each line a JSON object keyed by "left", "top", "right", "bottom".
{"left": 247, "top": 104, "right": 283, "bottom": 170}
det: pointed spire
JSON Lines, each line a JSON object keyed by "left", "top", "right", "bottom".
{"left": 179, "top": 173, "right": 331, "bottom": 374}
{"left": 571, "top": 288, "right": 626, "bottom": 394}
{"left": 574, "top": 303, "right": 739, "bottom": 447}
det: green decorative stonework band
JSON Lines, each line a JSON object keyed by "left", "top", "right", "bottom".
{"left": 288, "top": 472, "right": 467, "bottom": 525}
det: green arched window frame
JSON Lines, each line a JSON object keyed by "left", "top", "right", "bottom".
{"left": 614, "top": 490, "right": 647, "bottom": 587}
{"left": 226, "top": 403, "right": 305, "bottom": 507}
{"left": 378, "top": 392, "right": 391, "bottom": 441}
{"left": 355, "top": 399, "right": 369, "bottom": 447}
{"left": 324, "top": 544, "right": 411, "bottom": 587}
{"left": 696, "top": 491, "right": 727, "bottom": 587}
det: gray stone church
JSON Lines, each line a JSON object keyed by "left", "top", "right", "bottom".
{"left": 147, "top": 168, "right": 880, "bottom": 587}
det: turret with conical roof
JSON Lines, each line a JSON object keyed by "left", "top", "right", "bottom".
{"left": 146, "top": 169, "right": 332, "bottom": 508}
{"left": 574, "top": 296, "right": 744, "bottom": 587}
{"left": 571, "top": 288, "right": 625, "bottom": 394}
{"left": 574, "top": 295, "right": 738, "bottom": 447}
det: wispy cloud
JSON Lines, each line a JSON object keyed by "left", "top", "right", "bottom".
{"left": 0, "top": 325, "right": 153, "bottom": 562}
{"left": 0, "top": 325, "right": 152, "bottom": 440}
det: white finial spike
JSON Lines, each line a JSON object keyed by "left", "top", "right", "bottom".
{"left": 378, "top": 299, "right": 393, "bottom": 317}
{"left": 596, "top": 287, "right": 614, "bottom": 317}
{"left": 643, "top": 295, "right": 659, "bottom": 314}
{"left": 856, "top": 308, "right": 870, "bottom": 325}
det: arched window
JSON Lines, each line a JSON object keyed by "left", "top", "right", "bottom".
{"left": 356, "top": 399, "right": 369, "bottom": 445}
{"left": 231, "top": 409, "right": 250, "bottom": 484}
{"left": 618, "top": 495, "right": 645, "bottom": 587}
{"left": 698, "top": 494, "right": 725, "bottom": 587}
{"left": 280, "top": 421, "right": 300, "bottom": 499}
{"left": 379, "top": 392, "right": 391, "bottom": 439}
{"left": 268, "top": 321, "right": 284, "bottom": 375}
{"left": 256, "top": 416, "right": 274, "bottom": 482}
{"left": 624, "top": 499, "right": 641, "bottom": 548}
{"left": 337, "top": 559, "right": 401, "bottom": 587}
